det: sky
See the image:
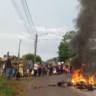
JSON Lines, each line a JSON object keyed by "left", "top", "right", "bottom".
{"left": 0, "top": 0, "right": 78, "bottom": 61}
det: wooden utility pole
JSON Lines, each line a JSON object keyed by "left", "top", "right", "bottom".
{"left": 7, "top": 52, "right": 9, "bottom": 59}
{"left": 17, "top": 39, "right": 21, "bottom": 71}
{"left": 18, "top": 39, "right": 21, "bottom": 59}
{"left": 34, "top": 34, "right": 38, "bottom": 63}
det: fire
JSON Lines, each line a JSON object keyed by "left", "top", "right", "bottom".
{"left": 72, "top": 69, "right": 95, "bottom": 85}
{"left": 88, "top": 76, "right": 95, "bottom": 85}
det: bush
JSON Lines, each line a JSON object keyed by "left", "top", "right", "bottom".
{"left": 0, "top": 77, "right": 17, "bottom": 96}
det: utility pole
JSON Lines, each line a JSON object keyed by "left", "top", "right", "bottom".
{"left": 17, "top": 39, "right": 21, "bottom": 71}
{"left": 7, "top": 52, "right": 9, "bottom": 59}
{"left": 34, "top": 34, "right": 38, "bottom": 63}
{"left": 18, "top": 39, "right": 21, "bottom": 60}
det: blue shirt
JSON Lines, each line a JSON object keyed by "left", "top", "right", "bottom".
{"left": 27, "top": 61, "right": 33, "bottom": 69}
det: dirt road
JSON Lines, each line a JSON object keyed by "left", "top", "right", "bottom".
{"left": 24, "top": 75, "right": 83, "bottom": 96}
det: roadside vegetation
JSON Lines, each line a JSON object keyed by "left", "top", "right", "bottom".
{"left": 0, "top": 77, "right": 17, "bottom": 96}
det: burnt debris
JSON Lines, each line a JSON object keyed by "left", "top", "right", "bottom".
{"left": 48, "top": 81, "right": 96, "bottom": 91}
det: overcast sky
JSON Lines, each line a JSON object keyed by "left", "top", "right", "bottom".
{"left": 0, "top": 0, "right": 78, "bottom": 61}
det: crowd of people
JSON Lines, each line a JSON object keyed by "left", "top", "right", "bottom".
{"left": 24, "top": 60, "right": 73, "bottom": 78}
{"left": 0, "top": 57, "right": 72, "bottom": 80}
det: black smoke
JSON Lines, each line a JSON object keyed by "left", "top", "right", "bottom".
{"left": 71, "top": 0, "right": 96, "bottom": 71}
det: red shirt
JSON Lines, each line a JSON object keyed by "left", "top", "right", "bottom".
{"left": 38, "top": 65, "right": 42, "bottom": 69}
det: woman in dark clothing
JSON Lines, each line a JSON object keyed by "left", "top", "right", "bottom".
{"left": 58, "top": 65, "right": 61, "bottom": 74}
{"left": 42, "top": 67, "right": 47, "bottom": 76}
{"left": 70, "top": 65, "right": 72, "bottom": 74}
{"left": 56, "top": 65, "right": 59, "bottom": 75}
{"left": 49, "top": 66, "right": 53, "bottom": 76}
{"left": 5, "top": 58, "right": 12, "bottom": 79}
{"left": 38, "top": 64, "right": 42, "bottom": 76}
{"left": 60, "top": 64, "right": 63, "bottom": 74}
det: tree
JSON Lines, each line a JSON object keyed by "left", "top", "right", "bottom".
{"left": 11, "top": 55, "right": 18, "bottom": 60}
{"left": 3, "top": 55, "right": 18, "bottom": 60}
{"left": 46, "top": 57, "right": 57, "bottom": 64}
{"left": 46, "top": 57, "right": 57, "bottom": 62}
{"left": 58, "top": 42, "right": 72, "bottom": 62}
{"left": 22, "top": 53, "right": 42, "bottom": 62}
{"left": 36, "top": 55, "right": 42, "bottom": 62}
{"left": 22, "top": 53, "right": 34, "bottom": 60}
{"left": 63, "top": 30, "right": 77, "bottom": 42}
{"left": 58, "top": 30, "right": 77, "bottom": 62}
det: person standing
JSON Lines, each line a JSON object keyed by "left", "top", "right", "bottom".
{"left": 53, "top": 66, "right": 56, "bottom": 75}
{"left": 47, "top": 67, "right": 50, "bottom": 76}
{"left": 26, "top": 60, "right": 33, "bottom": 78}
{"left": 0, "top": 58, "right": 2, "bottom": 67}
{"left": 63, "top": 65, "right": 66, "bottom": 74}
{"left": 34, "top": 62, "right": 38, "bottom": 76}
{"left": 26, "top": 60, "right": 30, "bottom": 74}
{"left": 29, "top": 60, "right": 33, "bottom": 78}
{"left": 49, "top": 65, "right": 53, "bottom": 76}
{"left": 60, "top": 63, "right": 63, "bottom": 74}
{"left": 58, "top": 65, "right": 61, "bottom": 74}
{"left": 65, "top": 64, "right": 70, "bottom": 74}
{"left": 19, "top": 61, "right": 24, "bottom": 76}
{"left": 0, "top": 58, "right": 2, "bottom": 74}
{"left": 42, "top": 67, "right": 47, "bottom": 76}
{"left": 4, "top": 57, "right": 12, "bottom": 79}
{"left": 38, "top": 64, "right": 42, "bottom": 76}
{"left": 70, "top": 65, "right": 72, "bottom": 74}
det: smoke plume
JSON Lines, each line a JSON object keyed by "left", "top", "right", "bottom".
{"left": 71, "top": 0, "right": 96, "bottom": 71}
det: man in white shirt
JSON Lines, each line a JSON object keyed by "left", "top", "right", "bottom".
{"left": 34, "top": 62, "right": 38, "bottom": 76}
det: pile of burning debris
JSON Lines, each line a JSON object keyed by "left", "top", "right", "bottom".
{"left": 49, "top": 69, "right": 96, "bottom": 91}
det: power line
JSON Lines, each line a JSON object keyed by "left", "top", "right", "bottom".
{"left": 20, "top": 0, "right": 39, "bottom": 63}
{"left": 20, "top": 0, "right": 35, "bottom": 36}
{"left": 24, "top": 0, "right": 37, "bottom": 34}
{"left": 38, "top": 39, "right": 61, "bottom": 41}
{"left": 11, "top": 0, "right": 35, "bottom": 39}
{"left": 24, "top": 39, "right": 61, "bottom": 42}
{"left": 20, "top": 1, "right": 59, "bottom": 40}
{"left": 20, "top": 0, "right": 37, "bottom": 35}
{"left": 38, "top": 40, "right": 61, "bottom": 42}
{"left": 20, "top": 0, "right": 35, "bottom": 39}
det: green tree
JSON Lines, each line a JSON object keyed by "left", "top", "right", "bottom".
{"left": 11, "top": 55, "right": 18, "bottom": 60}
{"left": 46, "top": 57, "right": 57, "bottom": 63}
{"left": 58, "top": 42, "right": 72, "bottom": 62}
{"left": 58, "top": 30, "right": 77, "bottom": 62}
{"left": 3, "top": 55, "right": 18, "bottom": 60}
{"left": 22, "top": 53, "right": 34, "bottom": 60}
{"left": 63, "top": 30, "right": 77, "bottom": 42}
{"left": 36, "top": 55, "right": 42, "bottom": 62}
{"left": 22, "top": 53, "right": 42, "bottom": 62}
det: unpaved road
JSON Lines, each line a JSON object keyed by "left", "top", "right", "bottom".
{"left": 24, "top": 75, "right": 83, "bottom": 96}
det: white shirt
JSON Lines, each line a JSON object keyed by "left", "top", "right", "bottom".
{"left": 63, "top": 66, "right": 65, "bottom": 70}
{"left": 34, "top": 64, "right": 38, "bottom": 70}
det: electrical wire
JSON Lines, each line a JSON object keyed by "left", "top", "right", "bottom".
{"left": 11, "top": 0, "right": 62, "bottom": 43}
{"left": 24, "top": 0, "right": 37, "bottom": 34}
{"left": 11, "top": 0, "right": 35, "bottom": 39}
{"left": 20, "top": 0, "right": 35, "bottom": 39}
{"left": 20, "top": 0, "right": 37, "bottom": 35}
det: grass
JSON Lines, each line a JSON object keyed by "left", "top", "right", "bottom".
{"left": 0, "top": 77, "right": 17, "bottom": 96}
{"left": 0, "top": 76, "right": 34, "bottom": 96}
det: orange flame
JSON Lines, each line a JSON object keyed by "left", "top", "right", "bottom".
{"left": 88, "top": 76, "right": 95, "bottom": 85}
{"left": 72, "top": 69, "right": 95, "bottom": 85}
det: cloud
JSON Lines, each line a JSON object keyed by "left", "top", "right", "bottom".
{"left": 0, "top": 26, "right": 70, "bottom": 60}
{"left": 0, "top": 33, "right": 27, "bottom": 39}
{"left": 35, "top": 26, "right": 68, "bottom": 36}
{"left": 21, "top": 26, "right": 69, "bottom": 41}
